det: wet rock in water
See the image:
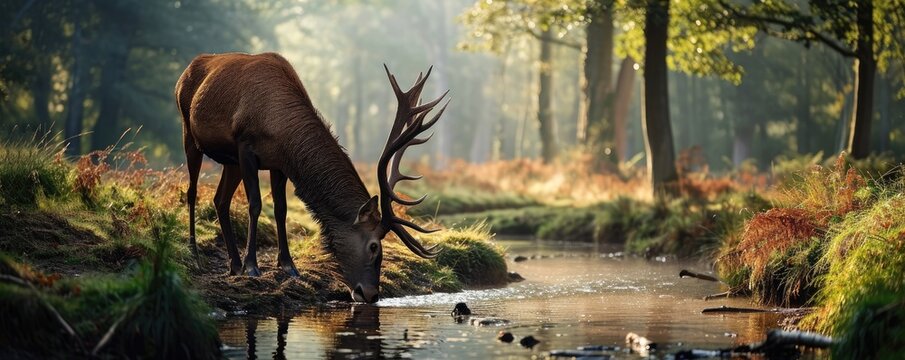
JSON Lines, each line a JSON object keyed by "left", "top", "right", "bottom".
{"left": 451, "top": 302, "right": 472, "bottom": 316}
{"left": 549, "top": 349, "right": 608, "bottom": 358}
{"left": 519, "top": 335, "right": 540, "bottom": 348}
{"left": 497, "top": 331, "right": 514, "bottom": 343}
{"left": 577, "top": 345, "right": 619, "bottom": 351}
{"left": 208, "top": 308, "right": 228, "bottom": 320}
{"left": 507, "top": 271, "right": 525, "bottom": 282}
{"left": 470, "top": 317, "right": 510, "bottom": 327}
{"left": 513, "top": 255, "right": 528, "bottom": 262}
{"left": 626, "top": 332, "right": 656, "bottom": 354}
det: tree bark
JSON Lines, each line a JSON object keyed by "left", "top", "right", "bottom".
{"left": 582, "top": 3, "right": 614, "bottom": 163}
{"left": 612, "top": 57, "right": 635, "bottom": 163}
{"left": 847, "top": 0, "right": 874, "bottom": 159}
{"left": 64, "top": 14, "right": 87, "bottom": 156}
{"left": 537, "top": 30, "right": 558, "bottom": 163}
{"left": 642, "top": 0, "right": 678, "bottom": 197}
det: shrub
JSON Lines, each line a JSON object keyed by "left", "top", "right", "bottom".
{"left": 0, "top": 139, "right": 70, "bottom": 207}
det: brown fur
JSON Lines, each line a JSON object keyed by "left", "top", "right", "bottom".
{"left": 176, "top": 52, "right": 370, "bottom": 223}
{"left": 176, "top": 53, "right": 379, "bottom": 297}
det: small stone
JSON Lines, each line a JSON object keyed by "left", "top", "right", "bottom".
{"left": 497, "top": 331, "right": 514, "bottom": 343}
{"left": 519, "top": 335, "right": 540, "bottom": 348}
{"left": 451, "top": 302, "right": 471, "bottom": 316}
{"left": 513, "top": 255, "right": 528, "bottom": 262}
{"left": 470, "top": 317, "right": 510, "bottom": 326}
{"left": 507, "top": 271, "right": 525, "bottom": 282}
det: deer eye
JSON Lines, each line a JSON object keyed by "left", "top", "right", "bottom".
{"left": 370, "top": 243, "right": 379, "bottom": 253}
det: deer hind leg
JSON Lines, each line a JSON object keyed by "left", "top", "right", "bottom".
{"left": 214, "top": 165, "right": 243, "bottom": 275}
{"left": 184, "top": 133, "right": 203, "bottom": 261}
{"left": 238, "top": 144, "right": 263, "bottom": 277}
{"left": 271, "top": 170, "right": 299, "bottom": 277}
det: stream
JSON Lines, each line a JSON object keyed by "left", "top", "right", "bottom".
{"left": 218, "top": 239, "right": 807, "bottom": 359}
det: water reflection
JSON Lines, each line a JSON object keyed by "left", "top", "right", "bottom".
{"left": 220, "top": 239, "right": 799, "bottom": 359}
{"left": 328, "top": 305, "right": 382, "bottom": 358}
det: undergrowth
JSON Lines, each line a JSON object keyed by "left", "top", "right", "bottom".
{"left": 719, "top": 153, "right": 905, "bottom": 358}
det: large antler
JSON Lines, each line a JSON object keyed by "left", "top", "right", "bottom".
{"left": 378, "top": 65, "right": 449, "bottom": 259}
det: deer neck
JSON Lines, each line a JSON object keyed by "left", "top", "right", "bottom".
{"left": 281, "top": 121, "right": 371, "bottom": 234}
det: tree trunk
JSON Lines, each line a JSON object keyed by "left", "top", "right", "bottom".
{"left": 64, "top": 15, "right": 87, "bottom": 156}
{"left": 796, "top": 50, "right": 812, "bottom": 154}
{"left": 847, "top": 0, "right": 874, "bottom": 159}
{"left": 641, "top": 0, "right": 678, "bottom": 197}
{"left": 612, "top": 57, "right": 635, "bottom": 163}
{"left": 91, "top": 29, "right": 132, "bottom": 150}
{"left": 878, "top": 75, "right": 890, "bottom": 152}
{"left": 538, "top": 30, "right": 558, "bottom": 163}
{"left": 582, "top": 3, "right": 614, "bottom": 162}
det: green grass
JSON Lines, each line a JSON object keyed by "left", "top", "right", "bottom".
{"left": 430, "top": 224, "right": 508, "bottom": 286}
{"left": 0, "top": 137, "right": 71, "bottom": 207}
{"left": 438, "top": 193, "right": 767, "bottom": 259}
{"left": 407, "top": 186, "right": 538, "bottom": 216}
{"left": 720, "top": 155, "right": 905, "bottom": 358}
{"left": 0, "top": 140, "right": 513, "bottom": 357}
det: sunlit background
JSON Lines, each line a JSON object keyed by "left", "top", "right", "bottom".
{"left": 2, "top": 0, "right": 903, "bottom": 170}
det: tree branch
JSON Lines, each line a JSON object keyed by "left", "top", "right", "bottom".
{"left": 716, "top": 0, "right": 857, "bottom": 58}
{"left": 527, "top": 29, "right": 581, "bottom": 50}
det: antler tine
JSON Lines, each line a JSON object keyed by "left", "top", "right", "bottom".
{"left": 378, "top": 66, "right": 448, "bottom": 259}
{"left": 391, "top": 225, "right": 440, "bottom": 258}
{"left": 393, "top": 216, "right": 441, "bottom": 234}
{"left": 407, "top": 66, "right": 433, "bottom": 102}
{"left": 383, "top": 64, "right": 404, "bottom": 97}
{"left": 411, "top": 90, "right": 448, "bottom": 116}
{"left": 420, "top": 100, "right": 449, "bottom": 132}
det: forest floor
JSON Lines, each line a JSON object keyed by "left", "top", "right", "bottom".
{"left": 1, "top": 139, "right": 903, "bottom": 358}
{"left": 0, "top": 142, "right": 507, "bottom": 357}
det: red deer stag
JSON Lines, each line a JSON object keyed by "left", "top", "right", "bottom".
{"left": 175, "top": 53, "right": 447, "bottom": 303}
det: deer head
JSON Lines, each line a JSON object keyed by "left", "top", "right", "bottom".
{"left": 340, "top": 65, "right": 448, "bottom": 303}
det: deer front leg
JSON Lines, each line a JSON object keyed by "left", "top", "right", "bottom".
{"left": 271, "top": 170, "right": 300, "bottom": 277}
{"left": 238, "top": 145, "right": 263, "bottom": 277}
{"left": 213, "top": 165, "right": 243, "bottom": 275}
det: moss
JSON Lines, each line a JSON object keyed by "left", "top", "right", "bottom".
{"left": 430, "top": 224, "right": 508, "bottom": 286}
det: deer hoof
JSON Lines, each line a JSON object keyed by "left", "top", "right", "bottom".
{"left": 281, "top": 263, "right": 300, "bottom": 278}
{"left": 243, "top": 263, "right": 261, "bottom": 277}
{"left": 229, "top": 261, "right": 243, "bottom": 276}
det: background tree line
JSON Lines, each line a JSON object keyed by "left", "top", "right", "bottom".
{"left": 2, "top": 0, "right": 904, "bottom": 185}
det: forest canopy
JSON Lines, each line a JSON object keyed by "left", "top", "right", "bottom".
{"left": 2, "top": 0, "right": 904, "bottom": 171}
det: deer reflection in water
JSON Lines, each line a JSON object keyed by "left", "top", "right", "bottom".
{"left": 222, "top": 305, "right": 408, "bottom": 359}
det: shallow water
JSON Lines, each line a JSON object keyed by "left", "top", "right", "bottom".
{"left": 218, "top": 239, "right": 796, "bottom": 359}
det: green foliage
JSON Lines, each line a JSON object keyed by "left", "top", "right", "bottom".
{"left": 458, "top": 0, "right": 587, "bottom": 52}
{"left": 803, "top": 193, "right": 905, "bottom": 358}
{"left": 615, "top": 0, "right": 758, "bottom": 83}
{"left": 0, "top": 136, "right": 71, "bottom": 207}
{"left": 408, "top": 187, "right": 538, "bottom": 217}
{"left": 97, "top": 230, "right": 220, "bottom": 359}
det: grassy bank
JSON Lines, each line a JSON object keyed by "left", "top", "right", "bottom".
{"left": 0, "top": 140, "right": 508, "bottom": 357}
{"left": 717, "top": 155, "right": 905, "bottom": 358}
{"left": 438, "top": 190, "right": 769, "bottom": 258}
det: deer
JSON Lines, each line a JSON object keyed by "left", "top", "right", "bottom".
{"left": 175, "top": 52, "right": 447, "bottom": 303}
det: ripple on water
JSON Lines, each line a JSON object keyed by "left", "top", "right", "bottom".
{"left": 219, "top": 241, "right": 788, "bottom": 359}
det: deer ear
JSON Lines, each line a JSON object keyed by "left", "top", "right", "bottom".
{"left": 354, "top": 195, "right": 381, "bottom": 226}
